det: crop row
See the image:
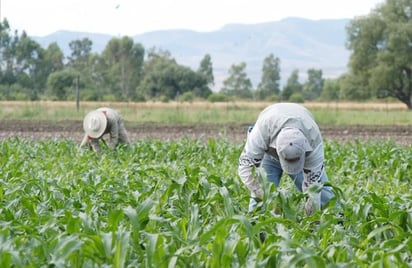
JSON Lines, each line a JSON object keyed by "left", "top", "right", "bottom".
{"left": 0, "top": 138, "right": 411, "bottom": 267}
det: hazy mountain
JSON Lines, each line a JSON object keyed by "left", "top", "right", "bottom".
{"left": 32, "top": 17, "right": 351, "bottom": 90}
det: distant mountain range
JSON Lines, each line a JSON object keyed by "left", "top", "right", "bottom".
{"left": 32, "top": 17, "right": 352, "bottom": 90}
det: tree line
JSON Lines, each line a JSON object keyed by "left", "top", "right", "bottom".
{"left": 1, "top": 0, "right": 412, "bottom": 108}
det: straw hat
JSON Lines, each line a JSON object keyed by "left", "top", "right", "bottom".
{"left": 83, "top": 110, "right": 107, "bottom": 138}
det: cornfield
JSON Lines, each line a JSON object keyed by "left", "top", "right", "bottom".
{"left": 0, "top": 138, "right": 411, "bottom": 267}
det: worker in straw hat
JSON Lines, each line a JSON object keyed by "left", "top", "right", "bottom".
{"left": 80, "top": 107, "right": 130, "bottom": 153}
{"left": 238, "top": 103, "right": 335, "bottom": 216}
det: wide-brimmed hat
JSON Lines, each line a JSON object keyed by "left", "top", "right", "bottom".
{"left": 83, "top": 110, "right": 107, "bottom": 138}
{"left": 276, "top": 127, "right": 312, "bottom": 175}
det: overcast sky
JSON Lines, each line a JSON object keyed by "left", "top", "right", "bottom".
{"left": 2, "top": 0, "right": 384, "bottom": 36}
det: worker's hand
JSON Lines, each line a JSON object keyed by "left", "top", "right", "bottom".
{"left": 305, "top": 194, "right": 321, "bottom": 216}
{"left": 305, "top": 198, "right": 313, "bottom": 216}
{"left": 248, "top": 180, "right": 263, "bottom": 200}
{"left": 247, "top": 175, "right": 264, "bottom": 214}
{"left": 248, "top": 189, "right": 264, "bottom": 213}
{"left": 253, "top": 188, "right": 263, "bottom": 200}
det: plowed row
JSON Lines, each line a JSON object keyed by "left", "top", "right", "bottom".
{"left": 1, "top": 120, "right": 411, "bottom": 146}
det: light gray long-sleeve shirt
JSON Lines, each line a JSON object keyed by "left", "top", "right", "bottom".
{"left": 238, "top": 103, "right": 325, "bottom": 199}
{"left": 80, "top": 107, "right": 130, "bottom": 152}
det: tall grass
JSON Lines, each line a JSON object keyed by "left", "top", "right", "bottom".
{"left": 0, "top": 101, "right": 411, "bottom": 125}
{"left": 0, "top": 138, "right": 410, "bottom": 267}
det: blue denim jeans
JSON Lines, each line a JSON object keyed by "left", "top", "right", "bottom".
{"left": 248, "top": 153, "right": 335, "bottom": 212}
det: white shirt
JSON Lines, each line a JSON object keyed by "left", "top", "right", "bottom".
{"left": 238, "top": 103, "right": 324, "bottom": 198}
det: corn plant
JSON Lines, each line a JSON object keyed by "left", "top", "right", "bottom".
{"left": 0, "top": 138, "right": 410, "bottom": 267}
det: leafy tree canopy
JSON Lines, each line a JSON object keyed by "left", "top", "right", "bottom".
{"left": 221, "top": 62, "right": 253, "bottom": 99}
{"left": 282, "top": 69, "right": 302, "bottom": 100}
{"left": 257, "top": 54, "right": 281, "bottom": 100}
{"left": 197, "top": 54, "right": 214, "bottom": 86}
{"left": 347, "top": 0, "right": 412, "bottom": 109}
{"left": 137, "top": 49, "right": 211, "bottom": 100}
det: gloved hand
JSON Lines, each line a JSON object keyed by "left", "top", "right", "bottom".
{"left": 254, "top": 188, "right": 263, "bottom": 200}
{"left": 305, "top": 194, "right": 321, "bottom": 216}
{"left": 302, "top": 167, "right": 322, "bottom": 216}
{"left": 248, "top": 180, "right": 263, "bottom": 200}
{"left": 248, "top": 189, "right": 263, "bottom": 212}
{"left": 305, "top": 198, "right": 313, "bottom": 216}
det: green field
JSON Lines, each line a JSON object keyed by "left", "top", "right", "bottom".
{"left": 0, "top": 101, "right": 411, "bottom": 125}
{"left": 0, "top": 138, "right": 411, "bottom": 267}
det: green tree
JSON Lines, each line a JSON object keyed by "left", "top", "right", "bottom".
{"left": 46, "top": 70, "right": 77, "bottom": 100}
{"left": 43, "top": 43, "right": 64, "bottom": 74}
{"left": 3, "top": 29, "right": 45, "bottom": 99}
{"left": 66, "top": 38, "right": 103, "bottom": 100}
{"left": 0, "top": 18, "right": 15, "bottom": 86}
{"left": 197, "top": 54, "right": 214, "bottom": 87}
{"left": 221, "top": 62, "right": 253, "bottom": 99}
{"left": 137, "top": 49, "right": 174, "bottom": 99}
{"left": 339, "top": 72, "right": 372, "bottom": 100}
{"left": 67, "top": 38, "right": 93, "bottom": 71}
{"left": 81, "top": 53, "right": 106, "bottom": 100}
{"left": 99, "top": 36, "right": 145, "bottom": 100}
{"left": 29, "top": 42, "right": 65, "bottom": 99}
{"left": 320, "top": 78, "right": 340, "bottom": 101}
{"left": 14, "top": 32, "right": 42, "bottom": 80}
{"left": 282, "top": 69, "right": 302, "bottom": 100}
{"left": 0, "top": 20, "right": 65, "bottom": 100}
{"left": 303, "top": 68, "right": 324, "bottom": 100}
{"left": 347, "top": 0, "right": 412, "bottom": 109}
{"left": 257, "top": 54, "right": 281, "bottom": 99}
{"left": 138, "top": 49, "right": 210, "bottom": 100}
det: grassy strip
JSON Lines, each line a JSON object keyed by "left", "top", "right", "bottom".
{"left": 0, "top": 101, "right": 410, "bottom": 125}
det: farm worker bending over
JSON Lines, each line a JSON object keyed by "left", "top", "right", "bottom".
{"left": 80, "top": 107, "right": 130, "bottom": 153}
{"left": 238, "top": 103, "right": 335, "bottom": 215}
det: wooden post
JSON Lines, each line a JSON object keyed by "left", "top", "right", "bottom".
{"left": 76, "top": 74, "right": 80, "bottom": 111}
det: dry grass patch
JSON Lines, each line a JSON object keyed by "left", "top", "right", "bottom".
{"left": 0, "top": 100, "right": 408, "bottom": 110}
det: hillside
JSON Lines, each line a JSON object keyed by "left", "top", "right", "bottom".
{"left": 32, "top": 17, "right": 351, "bottom": 90}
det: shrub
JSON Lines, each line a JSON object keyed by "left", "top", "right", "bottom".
{"left": 289, "top": 93, "right": 304, "bottom": 103}
{"left": 180, "top": 91, "right": 194, "bottom": 102}
{"left": 207, "top": 93, "right": 227, "bottom": 102}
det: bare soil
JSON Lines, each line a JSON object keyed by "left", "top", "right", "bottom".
{"left": 0, "top": 120, "right": 411, "bottom": 146}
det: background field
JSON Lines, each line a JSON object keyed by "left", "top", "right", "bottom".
{"left": 1, "top": 101, "right": 411, "bottom": 146}
{"left": 0, "top": 100, "right": 410, "bottom": 125}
